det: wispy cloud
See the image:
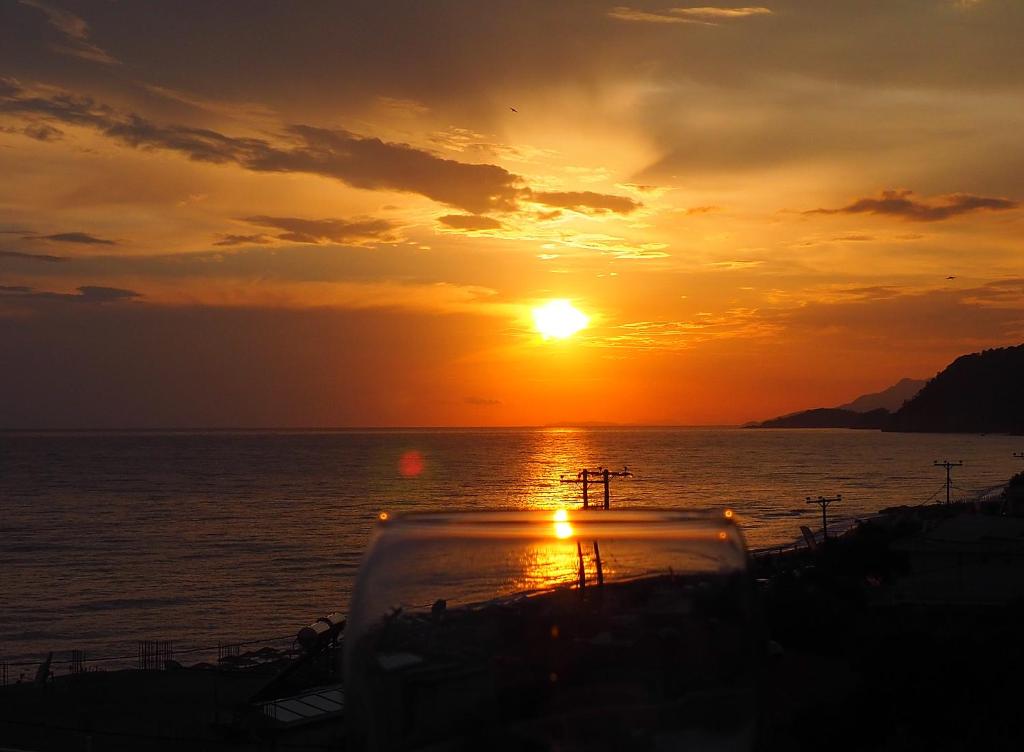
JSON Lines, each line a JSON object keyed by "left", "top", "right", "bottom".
{"left": 239, "top": 216, "right": 398, "bottom": 245}
{"left": 806, "top": 189, "right": 1018, "bottom": 222}
{"left": 0, "top": 250, "right": 67, "bottom": 263}
{"left": 595, "top": 308, "right": 779, "bottom": 350}
{"left": 0, "top": 284, "right": 138, "bottom": 303}
{"left": 19, "top": 0, "right": 119, "bottom": 65}
{"left": 608, "top": 6, "right": 772, "bottom": 25}
{"left": 31, "top": 232, "right": 116, "bottom": 245}
{"left": 672, "top": 6, "right": 773, "bottom": 19}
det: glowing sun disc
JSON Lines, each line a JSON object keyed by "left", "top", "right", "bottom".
{"left": 533, "top": 300, "right": 588, "bottom": 339}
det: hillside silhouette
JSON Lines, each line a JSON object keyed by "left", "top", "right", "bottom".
{"left": 756, "top": 407, "right": 890, "bottom": 429}
{"left": 754, "top": 344, "right": 1023, "bottom": 433}
{"left": 888, "top": 344, "right": 1024, "bottom": 434}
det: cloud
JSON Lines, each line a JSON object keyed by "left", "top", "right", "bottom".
{"left": 527, "top": 190, "right": 641, "bottom": 215}
{"left": 77, "top": 286, "right": 140, "bottom": 302}
{"left": 437, "top": 214, "right": 503, "bottom": 231}
{"left": 597, "top": 308, "right": 779, "bottom": 350}
{"left": 465, "top": 396, "right": 502, "bottom": 406}
{"left": 213, "top": 234, "right": 275, "bottom": 247}
{"left": 241, "top": 216, "right": 398, "bottom": 245}
{"left": 608, "top": 6, "right": 771, "bottom": 25}
{"left": 0, "top": 79, "right": 636, "bottom": 216}
{"left": 18, "top": 0, "right": 119, "bottom": 65}
{"left": 671, "top": 7, "right": 773, "bottom": 20}
{"left": 281, "top": 125, "right": 523, "bottom": 213}
{"left": 0, "top": 250, "right": 67, "bottom": 263}
{"left": 22, "top": 123, "right": 63, "bottom": 141}
{"left": 608, "top": 7, "right": 703, "bottom": 25}
{"left": 0, "top": 284, "right": 139, "bottom": 303}
{"left": 33, "top": 232, "right": 116, "bottom": 245}
{"left": 552, "top": 232, "right": 669, "bottom": 259}
{"left": 806, "top": 189, "right": 1018, "bottom": 222}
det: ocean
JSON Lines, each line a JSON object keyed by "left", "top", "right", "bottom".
{"left": 2, "top": 427, "right": 1021, "bottom": 669}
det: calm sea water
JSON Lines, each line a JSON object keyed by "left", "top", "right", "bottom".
{"left": 2, "top": 427, "right": 1021, "bottom": 667}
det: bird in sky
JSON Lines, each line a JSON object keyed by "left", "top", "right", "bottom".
{"left": 509, "top": 107, "right": 518, "bottom": 113}
{"left": 946, "top": 275, "right": 956, "bottom": 280}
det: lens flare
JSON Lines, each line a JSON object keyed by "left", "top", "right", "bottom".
{"left": 399, "top": 450, "right": 425, "bottom": 477}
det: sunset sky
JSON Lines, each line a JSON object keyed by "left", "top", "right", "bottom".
{"left": 2, "top": 0, "right": 1023, "bottom": 428}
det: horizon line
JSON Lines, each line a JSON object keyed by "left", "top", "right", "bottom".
{"left": 0, "top": 423, "right": 746, "bottom": 432}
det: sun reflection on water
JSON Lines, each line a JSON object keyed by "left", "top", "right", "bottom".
{"left": 506, "top": 539, "right": 581, "bottom": 593}
{"left": 517, "top": 428, "right": 599, "bottom": 510}
{"left": 553, "top": 508, "right": 573, "bottom": 538}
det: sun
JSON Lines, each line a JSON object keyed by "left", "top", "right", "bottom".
{"left": 533, "top": 300, "right": 588, "bottom": 340}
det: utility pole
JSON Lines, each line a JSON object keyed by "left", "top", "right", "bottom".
{"left": 561, "top": 466, "right": 632, "bottom": 509}
{"left": 805, "top": 494, "right": 841, "bottom": 540}
{"left": 934, "top": 460, "right": 963, "bottom": 505}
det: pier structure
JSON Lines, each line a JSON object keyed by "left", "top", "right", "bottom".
{"left": 560, "top": 466, "right": 632, "bottom": 509}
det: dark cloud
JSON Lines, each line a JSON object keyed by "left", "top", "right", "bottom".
{"left": 7, "top": 122, "right": 63, "bottom": 140}
{"left": 0, "top": 79, "right": 520, "bottom": 213}
{"left": 34, "top": 231, "right": 116, "bottom": 244}
{"left": 438, "top": 214, "right": 503, "bottom": 231}
{"left": 465, "top": 396, "right": 501, "bottom": 405}
{"left": 241, "top": 215, "right": 398, "bottom": 245}
{"left": 18, "top": 0, "right": 120, "bottom": 65}
{"left": 0, "top": 284, "right": 138, "bottom": 302}
{"left": 0, "top": 78, "right": 636, "bottom": 216}
{"left": 283, "top": 125, "right": 523, "bottom": 214}
{"left": 0, "top": 249, "right": 66, "bottom": 262}
{"left": 213, "top": 234, "right": 274, "bottom": 247}
{"left": 527, "top": 190, "right": 641, "bottom": 215}
{"left": 807, "top": 190, "right": 1019, "bottom": 222}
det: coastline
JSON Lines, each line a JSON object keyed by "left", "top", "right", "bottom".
{"left": 4, "top": 472, "right": 1024, "bottom": 750}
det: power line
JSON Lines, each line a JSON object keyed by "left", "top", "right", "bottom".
{"left": 560, "top": 466, "right": 632, "bottom": 509}
{"left": 805, "top": 494, "right": 841, "bottom": 540}
{"left": 933, "top": 460, "right": 963, "bottom": 505}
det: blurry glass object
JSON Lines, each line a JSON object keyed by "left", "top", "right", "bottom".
{"left": 346, "top": 509, "right": 760, "bottom": 751}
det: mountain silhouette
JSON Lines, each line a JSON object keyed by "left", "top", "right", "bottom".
{"left": 836, "top": 377, "right": 925, "bottom": 413}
